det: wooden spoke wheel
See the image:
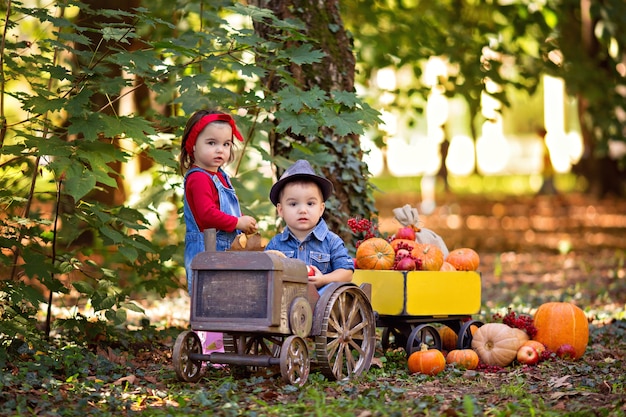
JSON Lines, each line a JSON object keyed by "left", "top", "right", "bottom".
{"left": 172, "top": 331, "right": 203, "bottom": 382}
{"left": 279, "top": 335, "right": 310, "bottom": 386}
{"left": 381, "top": 324, "right": 412, "bottom": 351}
{"left": 405, "top": 324, "right": 441, "bottom": 355}
{"left": 315, "top": 285, "right": 376, "bottom": 381}
{"left": 457, "top": 320, "right": 484, "bottom": 349}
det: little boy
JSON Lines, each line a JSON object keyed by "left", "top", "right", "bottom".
{"left": 266, "top": 160, "right": 354, "bottom": 289}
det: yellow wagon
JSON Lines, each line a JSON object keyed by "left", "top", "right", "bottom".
{"left": 352, "top": 269, "right": 484, "bottom": 354}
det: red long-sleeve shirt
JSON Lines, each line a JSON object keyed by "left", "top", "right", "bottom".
{"left": 185, "top": 167, "right": 238, "bottom": 232}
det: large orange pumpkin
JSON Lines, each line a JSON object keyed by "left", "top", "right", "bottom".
{"left": 407, "top": 343, "right": 446, "bottom": 375}
{"left": 446, "top": 248, "right": 480, "bottom": 271}
{"left": 355, "top": 238, "right": 395, "bottom": 270}
{"left": 446, "top": 349, "right": 479, "bottom": 370}
{"left": 533, "top": 302, "right": 589, "bottom": 360}
{"left": 411, "top": 243, "right": 444, "bottom": 271}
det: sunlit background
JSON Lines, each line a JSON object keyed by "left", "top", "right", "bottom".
{"left": 361, "top": 58, "right": 585, "bottom": 183}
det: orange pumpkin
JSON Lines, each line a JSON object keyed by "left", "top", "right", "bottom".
{"left": 407, "top": 343, "right": 446, "bottom": 375}
{"left": 446, "top": 248, "right": 480, "bottom": 271}
{"left": 438, "top": 325, "right": 458, "bottom": 352}
{"left": 533, "top": 302, "right": 589, "bottom": 360}
{"left": 411, "top": 243, "right": 444, "bottom": 271}
{"left": 446, "top": 349, "right": 479, "bottom": 370}
{"left": 355, "top": 238, "right": 395, "bottom": 270}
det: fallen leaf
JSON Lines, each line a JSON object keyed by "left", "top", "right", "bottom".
{"left": 113, "top": 374, "right": 137, "bottom": 386}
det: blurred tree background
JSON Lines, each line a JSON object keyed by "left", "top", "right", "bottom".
{"left": 1, "top": 0, "right": 625, "bottom": 349}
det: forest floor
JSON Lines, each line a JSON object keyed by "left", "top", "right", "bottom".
{"left": 3, "top": 192, "right": 625, "bottom": 416}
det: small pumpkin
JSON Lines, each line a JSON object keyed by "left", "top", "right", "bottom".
{"left": 355, "top": 238, "right": 395, "bottom": 270}
{"left": 411, "top": 243, "right": 444, "bottom": 271}
{"left": 438, "top": 325, "right": 458, "bottom": 352}
{"left": 440, "top": 261, "right": 456, "bottom": 272}
{"left": 446, "top": 248, "right": 480, "bottom": 271}
{"left": 533, "top": 302, "right": 589, "bottom": 360}
{"left": 471, "top": 323, "right": 520, "bottom": 367}
{"left": 407, "top": 343, "right": 446, "bottom": 375}
{"left": 446, "top": 349, "right": 479, "bottom": 370}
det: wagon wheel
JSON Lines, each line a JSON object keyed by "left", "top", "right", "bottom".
{"left": 289, "top": 297, "right": 313, "bottom": 338}
{"left": 405, "top": 324, "right": 441, "bottom": 355}
{"left": 172, "top": 331, "right": 203, "bottom": 382}
{"left": 225, "top": 334, "right": 282, "bottom": 378}
{"left": 279, "top": 335, "right": 310, "bottom": 386}
{"left": 315, "top": 285, "right": 376, "bottom": 381}
{"left": 381, "top": 324, "right": 412, "bottom": 351}
{"left": 456, "top": 320, "right": 484, "bottom": 349}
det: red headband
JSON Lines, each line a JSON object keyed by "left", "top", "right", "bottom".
{"left": 185, "top": 113, "right": 244, "bottom": 155}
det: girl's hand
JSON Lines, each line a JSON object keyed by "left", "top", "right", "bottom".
{"left": 237, "top": 215, "right": 258, "bottom": 234}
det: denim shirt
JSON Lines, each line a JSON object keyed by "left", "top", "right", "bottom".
{"left": 265, "top": 219, "right": 355, "bottom": 274}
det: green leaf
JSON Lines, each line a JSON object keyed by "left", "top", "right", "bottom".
{"left": 68, "top": 114, "right": 107, "bottom": 141}
{"left": 21, "top": 250, "right": 51, "bottom": 280}
{"left": 277, "top": 86, "right": 327, "bottom": 112}
{"left": 99, "top": 227, "right": 125, "bottom": 244}
{"left": 102, "top": 115, "right": 157, "bottom": 143}
{"left": 121, "top": 301, "right": 144, "bottom": 314}
{"left": 118, "top": 246, "right": 138, "bottom": 262}
{"left": 280, "top": 44, "right": 325, "bottom": 65}
{"left": 275, "top": 111, "right": 320, "bottom": 136}
{"left": 72, "top": 281, "right": 94, "bottom": 295}
{"left": 63, "top": 163, "right": 97, "bottom": 202}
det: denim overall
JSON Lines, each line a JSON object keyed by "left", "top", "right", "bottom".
{"left": 183, "top": 167, "right": 242, "bottom": 295}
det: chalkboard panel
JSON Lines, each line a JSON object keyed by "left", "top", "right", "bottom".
{"left": 195, "top": 270, "right": 269, "bottom": 319}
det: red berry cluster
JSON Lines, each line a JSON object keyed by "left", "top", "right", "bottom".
{"left": 347, "top": 217, "right": 379, "bottom": 240}
{"left": 476, "top": 362, "right": 505, "bottom": 373}
{"left": 501, "top": 310, "right": 538, "bottom": 338}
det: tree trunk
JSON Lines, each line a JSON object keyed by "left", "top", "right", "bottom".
{"left": 564, "top": 0, "right": 625, "bottom": 198}
{"left": 250, "top": 0, "right": 376, "bottom": 243}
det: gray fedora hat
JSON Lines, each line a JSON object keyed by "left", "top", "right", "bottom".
{"left": 269, "top": 159, "right": 334, "bottom": 206}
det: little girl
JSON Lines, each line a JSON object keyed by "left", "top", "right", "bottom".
{"left": 179, "top": 109, "right": 258, "bottom": 355}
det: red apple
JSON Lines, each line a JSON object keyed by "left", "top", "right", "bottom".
{"left": 556, "top": 344, "right": 577, "bottom": 360}
{"left": 395, "top": 226, "right": 416, "bottom": 241}
{"left": 517, "top": 345, "right": 539, "bottom": 365}
{"left": 307, "top": 265, "right": 315, "bottom": 276}
{"left": 522, "top": 340, "right": 546, "bottom": 357}
{"left": 395, "top": 257, "right": 416, "bottom": 271}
